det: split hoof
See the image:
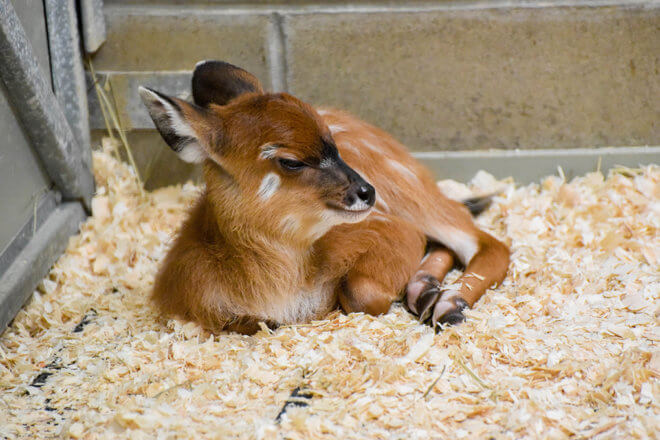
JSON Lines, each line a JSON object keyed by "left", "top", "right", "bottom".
{"left": 431, "top": 295, "right": 468, "bottom": 330}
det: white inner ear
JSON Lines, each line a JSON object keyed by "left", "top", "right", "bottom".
{"left": 138, "top": 87, "right": 207, "bottom": 163}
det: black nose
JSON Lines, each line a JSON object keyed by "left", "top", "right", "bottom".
{"left": 356, "top": 184, "right": 375, "bottom": 206}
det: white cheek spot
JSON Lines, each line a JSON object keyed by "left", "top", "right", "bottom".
{"left": 328, "top": 124, "right": 347, "bottom": 134}
{"left": 427, "top": 226, "right": 479, "bottom": 266}
{"left": 257, "top": 172, "right": 280, "bottom": 200}
{"left": 319, "top": 158, "right": 333, "bottom": 169}
{"left": 386, "top": 159, "right": 418, "bottom": 183}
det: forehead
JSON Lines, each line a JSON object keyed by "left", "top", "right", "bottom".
{"left": 229, "top": 93, "right": 333, "bottom": 157}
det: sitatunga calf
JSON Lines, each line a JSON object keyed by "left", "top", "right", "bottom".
{"left": 139, "top": 61, "right": 509, "bottom": 335}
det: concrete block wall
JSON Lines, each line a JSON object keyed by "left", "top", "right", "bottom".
{"left": 88, "top": 0, "right": 659, "bottom": 187}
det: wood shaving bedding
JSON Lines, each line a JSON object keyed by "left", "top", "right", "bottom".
{"left": 0, "top": 142, "right": 658, "bottom": 439}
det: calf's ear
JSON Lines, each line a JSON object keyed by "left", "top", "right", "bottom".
{"left": 192, "top": 60, "right": 264, "bottom": 107}
{"left": 138, "top": 86, "right": 212, "bottom": 163}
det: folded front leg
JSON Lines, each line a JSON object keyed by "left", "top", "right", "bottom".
{"left": 337, "top": 215, "right": 425, "bottom": 316}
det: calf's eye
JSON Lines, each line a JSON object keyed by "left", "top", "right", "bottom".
{"left": 278, "top": 158, "right": 306, "bottom": 171}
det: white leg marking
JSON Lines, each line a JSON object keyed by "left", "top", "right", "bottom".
{"left": 257, "top": 173, "right": 280, "bottom": 200}
{"left": 428, "top": 226, "right": 479, "bottom": 266}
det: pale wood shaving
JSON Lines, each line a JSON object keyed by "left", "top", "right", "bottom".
{"left": 1, "top": 142, "right": 658, "bottom": 439}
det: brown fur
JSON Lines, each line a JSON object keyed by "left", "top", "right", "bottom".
{"left": 143, "top": 63, "right": 509, "bottom": 334}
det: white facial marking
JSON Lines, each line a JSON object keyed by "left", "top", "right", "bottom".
{"left": 345, "top": 199, "right": 371, "bottom": 212}
{"left": 257, "top": 172, "right": 280, "bottom": 200}
{"left": 259, "top": 143, "right": 279, "bottom": 160}
{"left": 317, "top": 109, "right": 330, "bottom": 116}
{"left": 386, "top": 158, "right": 418, "bottom": 182}
{"left": 427, "top": 226, "right": 479, "bottom": 266}
{"left": 319, "top": 157, "right": 333, "bottom": 169}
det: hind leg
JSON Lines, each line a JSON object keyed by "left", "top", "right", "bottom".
{"left": 413, "top": 196, "right": 510, "bottom": 328}
{"left": 337, "top": 215, "right": 426, "bottom": 316}
{"left": 429, "top": 230, "right": 509, "bottom": 327}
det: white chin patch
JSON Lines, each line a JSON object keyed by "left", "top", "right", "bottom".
{"left": 307, "top": 207, "right": 371, "bottom": 241}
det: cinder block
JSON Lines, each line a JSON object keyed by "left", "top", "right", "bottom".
{"left": 87, "top": 72, "right": 193, "bottom": 130}
{"left": 285, "top": 5, "right": 659, "bottom": 151}
{"left": 91, "top": 10, "right": 272, "bottom": 88}
{"left": 91, "top": 130, "right": 202, "bottom": 190}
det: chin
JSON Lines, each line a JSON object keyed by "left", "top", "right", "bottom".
{"left": 327, "top": 205, "right": 373, "bottom": 225}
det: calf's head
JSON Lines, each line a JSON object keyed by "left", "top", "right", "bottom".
{"left": 139, "top": 61, "right": 375, "bottom": 240}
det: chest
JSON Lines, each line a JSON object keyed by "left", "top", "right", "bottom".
{"left": 259, "top": 280, "right": 338, "bottom": 325}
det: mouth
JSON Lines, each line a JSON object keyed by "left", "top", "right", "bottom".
{"left": 326, "top": 202, "right": 373, "bottom": 216}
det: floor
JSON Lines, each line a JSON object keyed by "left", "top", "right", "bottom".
{"left": 1, "top": 143, "right": 658, "bottom": 439}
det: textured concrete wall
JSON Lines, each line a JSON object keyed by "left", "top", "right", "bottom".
{"left": 89, "top": 1, "right": 659, "bottom": 186}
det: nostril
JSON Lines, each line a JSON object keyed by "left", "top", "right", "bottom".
{"left": 357, "top": 184, "right": 375, "bottom": 205}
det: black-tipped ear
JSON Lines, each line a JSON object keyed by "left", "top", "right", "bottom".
{"left": 192, "top": 60, "right": 263, "bottom": 107}
{"left": 138, "top": 86, "right": 207, "bottom": 163}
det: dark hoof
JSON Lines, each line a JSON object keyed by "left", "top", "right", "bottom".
{"left": 432, "top": 296, "right": 469, "bottom": 330}
{"left": 416, "top": 287, "right": 441, "bottom": 322}
{"left": 438, "top": 309, "right": 466, "bottom": 326}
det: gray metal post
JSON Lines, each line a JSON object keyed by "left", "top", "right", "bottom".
{"left": 0, "top": 0, "right": 94, "bottom": 210}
